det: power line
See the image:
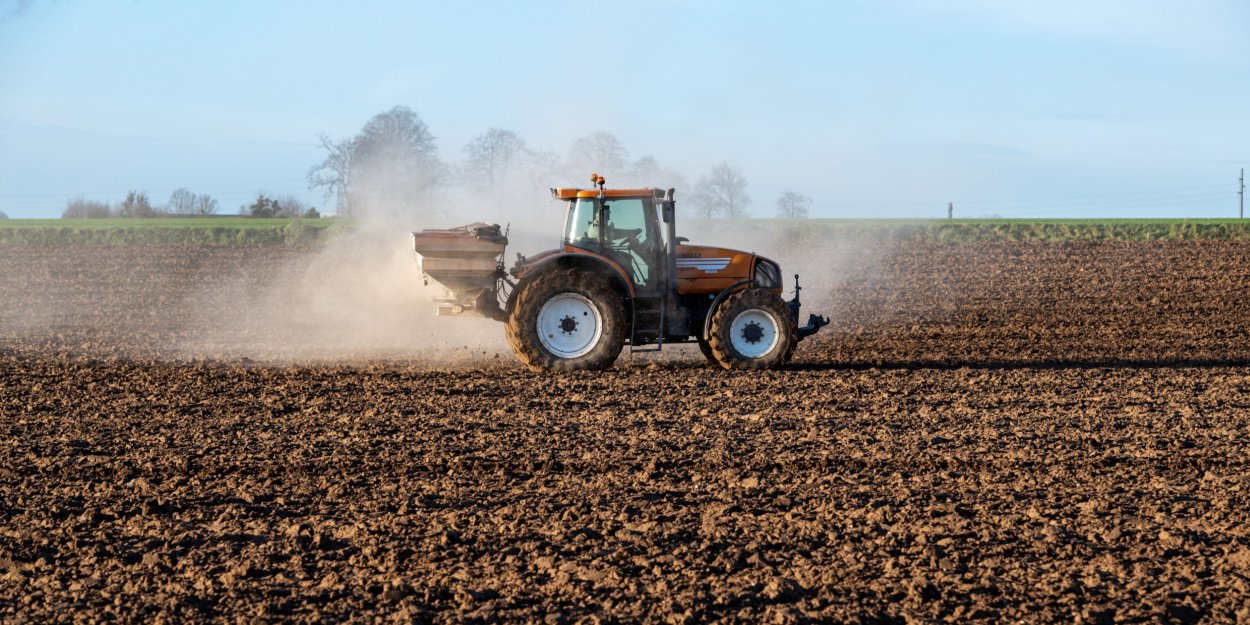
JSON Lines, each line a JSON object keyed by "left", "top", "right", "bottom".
{"left": 0, "top": 178, "right": 311, "bottom": 202}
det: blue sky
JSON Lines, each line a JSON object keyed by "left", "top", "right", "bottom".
{"left": 1, "top": 0, "right": 1247, "bottom": 218}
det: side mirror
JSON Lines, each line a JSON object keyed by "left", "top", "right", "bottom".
{"left": 662, "top": 200, "right": 674, "bottom": 224}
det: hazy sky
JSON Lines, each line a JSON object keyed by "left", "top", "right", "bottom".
{"left": 1, "top": 0, "right": 1247, "bottom": 218}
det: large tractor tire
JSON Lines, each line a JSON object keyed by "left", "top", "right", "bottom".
{"left": 505, "top": 269, "right": 627, "bottom": 371}
{"left": 707, "top": 288, "right": 796, "bottom": 370}
{"left": 696, "top": 336, "right": 717, "bottom": 364}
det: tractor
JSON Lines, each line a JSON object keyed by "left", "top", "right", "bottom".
{"left": 411, "top": 174, "right": 828, "bottom": 370}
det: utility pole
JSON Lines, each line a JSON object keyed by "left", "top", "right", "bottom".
{"left": 947, "top": 202, "right": 953, "bottom": 220}
{"left": 1240, "top": 169, "right": 1245, "bottom": 219}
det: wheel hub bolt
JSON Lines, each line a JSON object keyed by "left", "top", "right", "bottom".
{"left": 742, "top": 322, "right": 764, "bottom": 343}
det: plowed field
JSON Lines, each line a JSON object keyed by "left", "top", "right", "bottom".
{"left": 3, "top": 241, "right": 1250, "bottom": 623}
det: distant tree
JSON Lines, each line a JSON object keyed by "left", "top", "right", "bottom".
{"left": 518, "top": 148, "right": 562, "bottom": 193}
{"left": 168, "top": 188, "right": 197, "bottom": 215}
{"left": 302, "top": 207, "right": 320, "bottom": 219}
{"left": 776, "top": 191, "right": 811, "bottom": 219}
{"left": 625, "top": 155, "right": 688, "bottom": 190}
{"left": 568, "top": 131, "right": 629, "bottom": 176}
{"left": 192, "top": 193, "right": 218, "bottom": 215}
{"left": 459, "top": 128, "right": 534, "bottom": 221}
{"left": 245, "top": 194, "right": 278, "bottom": 218}
{"left": 271, "top": 194, "right": 310, "bottom": 218}
{"left": 115, "top": 191, "right": 161, "bottom": 218}
{"left": 628, "top": 156, "right": 663, "bottom": 186}
{"left": 463, "top": 128, "right": 528, "bottom": 184}
{"left": 310, "top": 105, "right": 444, "bottom": 220}
{"left": 690, "top": 162, "right": 750, "bottom": 218}
{"left": 168, "top": 188, "right": 218, "bottom": 216}
{"left": 0, "top": 210, "right": 8, "bottom": 219}
{"left": 62, "top": 198, "right": 112, "bottom": 219}
{"left": 308, "top": 132, "right": 355, "bottom": 214}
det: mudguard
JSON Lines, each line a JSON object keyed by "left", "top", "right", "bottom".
{"left": 509, "top": 250, "right": 636, "bottom": 302}
{"left": 700, "top": 279, "right": 756, "bottom": 341}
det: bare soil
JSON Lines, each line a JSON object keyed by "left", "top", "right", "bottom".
{"left": 2, "top": 242, "right": 1250, "bottom": 623}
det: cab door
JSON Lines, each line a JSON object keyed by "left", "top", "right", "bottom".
{"left": 600, "top": 197, "right": 660, "bottom": 291}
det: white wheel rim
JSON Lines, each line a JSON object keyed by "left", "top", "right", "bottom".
{"left": 729, "top": 308, "right": 779, "bottom": 358}
{"left": 537, "top": 293, "right": 603, "bottom": 358}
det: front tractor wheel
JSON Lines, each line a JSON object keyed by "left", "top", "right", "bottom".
{"left": 707, "top": 288, "right": 796, "bottom": 370}
{"left": 505, "top": 270, "right": 626, "bottom": 371}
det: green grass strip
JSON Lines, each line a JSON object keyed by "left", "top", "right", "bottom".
{"left": 0, "top": 218, "right": 347, "bottom": 245}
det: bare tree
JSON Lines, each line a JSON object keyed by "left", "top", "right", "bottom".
{"left": 628, "top": 155, "right": 662, "bottom": 186}
{"left": 115, "top": 190, "right": 161, "bottom": 218}
{"left": 519, "top": 149, "right": 562, "bottom": 191}
{"left": 310, "top": 106, "right": 444, "bottom": 220}
{"left": 690, "top": 162, "right": 750, "bottom": 218}
{"left": 568, "top": 131, "right": 629, "bottom": 176}
{"left": 62, "top": 198, "right": 111, "bottom": 219}
{"left": 458, "top": 128, "right": 535, "bottom": 222}
{"left": 625, "top": 155, "right": 688, "bottom": 190}
{"left": 167, "top": 188, "right": 218, "bottom": 216}
{"left": 192, "top": 193, "right": 218, "bottom": 215}
{"left": 168, "top": 188, "right": 197, "bottom": 215}
{"left": 271, "top": 194, "right": 310, "bottom": 218}
{"left": 463, "top": 128, "right": 527, "bottom": 183}
{"left": 352, "top": 106, "right": 443, "bottom": 220}
{"left": 308, "top": 133, "right": 355, "bottom": 215}
{"left": 776, "top": 191, "right": 811, "bottom": 219}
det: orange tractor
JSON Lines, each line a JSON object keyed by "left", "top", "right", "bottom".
{"left": 411, "top": 175, "right": 827, "bottom": 370}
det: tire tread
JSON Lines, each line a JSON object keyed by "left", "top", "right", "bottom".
{"left": 707, "top": 288, "right": 796, "bottom": 370}
{"left": 504, "top": 269, "right": 626, "bottom": 371}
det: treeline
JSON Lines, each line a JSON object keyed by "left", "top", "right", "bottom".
{"left": 241, "top": 194, "right": 319, "bottom": 219}
{"left": 307, "top": 105, "right": 814, "bottom": 221}
{"left": 62, "top": 190, "right": 321, "bottom": 219}
{"left": 63, "top": 189, "right": 220, "bottom": 219}
{"left": 64, "top": 111, "right": 748, "bottom": 223}
{"left": 57, "top": 105, "right": 815, "bottom": 222}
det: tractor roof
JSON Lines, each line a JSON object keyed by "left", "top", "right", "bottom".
{"left": 551, "top": 188, "right": 662, "bottom": 200}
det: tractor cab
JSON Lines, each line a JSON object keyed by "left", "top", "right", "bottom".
{"left": 559, "top": 185, "right": 664, "bottom": 290}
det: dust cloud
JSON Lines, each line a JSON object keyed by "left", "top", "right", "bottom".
{"left": 675, "top": 218, "right": 883, "bottom": 323}
{"left": 177, "top": 227, "right": 510, "bottom": 363}
{"left": 176, "top": 180, "right": 568, "bottom": 364}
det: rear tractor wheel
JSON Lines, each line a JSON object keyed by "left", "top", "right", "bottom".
{"left": 707, "top": 288, "right": 796, "bottom": 370}
{"left": 696, "top": 335, "right": 716, "bottom": 364}
{"left": 504, "top": 269, "right": 627, "bottom": 371}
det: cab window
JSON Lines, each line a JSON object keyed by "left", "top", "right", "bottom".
{"left": 562, "top": 196, "right": 658, "bottom": 289}
{"left": 564, "top": 198, "right": 600, "bottom": 247}
{"left": 602, "top": 198, "right": 656, "bottom": 288}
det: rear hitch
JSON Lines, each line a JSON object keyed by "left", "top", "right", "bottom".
{"left": 798, "top": 313, "right": 829, "bottom": 340}
{"left": 788, "top": 274, "right": 829, "bottom": 341}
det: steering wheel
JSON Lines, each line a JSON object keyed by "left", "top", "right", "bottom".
{"left": 608, "top": 226, "right": 646, "bottom": 255}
